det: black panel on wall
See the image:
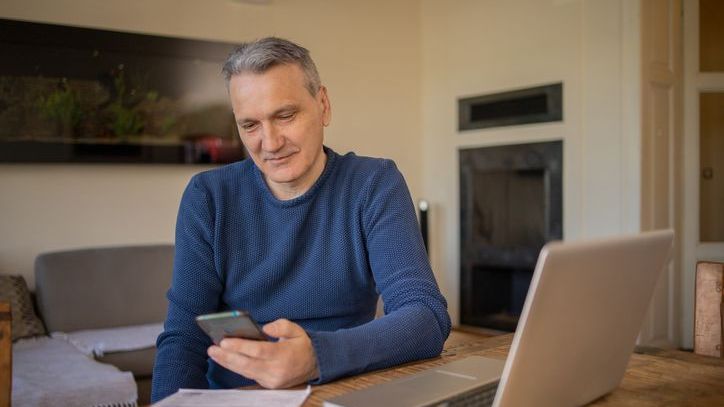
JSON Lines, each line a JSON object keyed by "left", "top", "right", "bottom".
{"left": 458, "top": 83, "right": 563, "bottom": 131}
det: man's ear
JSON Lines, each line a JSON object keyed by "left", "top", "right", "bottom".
{"left": 319, "top": 86, "right": 331, "bottom": 127}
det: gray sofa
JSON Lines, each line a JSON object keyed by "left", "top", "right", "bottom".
{"left": 33, "top": 244, "right": 174, "bottom": 404}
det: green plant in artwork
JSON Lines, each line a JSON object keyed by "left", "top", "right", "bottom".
{"left": 37, "top": 79, "right": 82, "bottom": 138}
{"left": 160, "top": 115, "right": 177, "bottom": 135}
{"left": 107, "top": 102, "right": 144, "bottom": 137}
{"left": 104, "top": 67, "right": 158, "bottom": 138}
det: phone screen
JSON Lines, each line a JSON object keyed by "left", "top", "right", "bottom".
{"left": 196, "top": 310, "right": 270, "bottom": 344}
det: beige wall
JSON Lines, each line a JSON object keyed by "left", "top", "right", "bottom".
{"left": 420, "top": 0, "right": 641, "bottom": 324}
{"left": 0, "top": 165, "right": 201, "bottom": 287}
{"left": 0, "top": 0, "right": 423, "bottom": 287}
{"left": 1, "top": 0, "right": 657, "bottom": 334}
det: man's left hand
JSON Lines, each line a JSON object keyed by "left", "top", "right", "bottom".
{"left": 207, "top": 318, "right": 320, "bottom": 389}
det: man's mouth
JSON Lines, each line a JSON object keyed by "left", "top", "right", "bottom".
{"left": 265, "top": 152, "right": 295, "bottom": 162}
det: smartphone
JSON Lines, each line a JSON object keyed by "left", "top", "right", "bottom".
{"left": 195, "top": 310, "right": 270, "bottom": 344}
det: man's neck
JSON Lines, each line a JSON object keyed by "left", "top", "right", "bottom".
{"left": 267, "top": 149, "right": 327, "bottom": 201}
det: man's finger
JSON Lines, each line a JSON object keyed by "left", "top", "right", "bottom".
{"left": 219, "top": 337, "right": 275, "bottom": 359}
{"left": 208, "top": 345, "right": 267, "bottom": 379}
{"left": 263, "top": 318, "right": 304, "bottom": 339}
{"left": 208, "top": 345, "right": 250, "bottom": 370}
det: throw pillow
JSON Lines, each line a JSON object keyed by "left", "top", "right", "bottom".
{"left": 0, "top": 275, "right": 46, "bottom": 340}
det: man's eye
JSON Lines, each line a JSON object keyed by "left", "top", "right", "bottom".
{"left": 278, "top": 113, "right": 295, "bottom": 121}
{"left": 241, "top": 123, "right": 258, "bottom": 131}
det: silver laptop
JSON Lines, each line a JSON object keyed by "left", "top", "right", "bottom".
{"left": 324, "top": 230, "right": 674, "bottom": 407}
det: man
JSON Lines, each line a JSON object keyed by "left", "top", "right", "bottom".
{"left": 151, "top": 37, "right": 451, "bottom": 402}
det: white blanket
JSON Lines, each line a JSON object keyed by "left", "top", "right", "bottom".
{"left": 51, "top": 322, "right": 164, "bottom": 357}
{"left": 12, "top": 336, "right": 137, "bottom": 407}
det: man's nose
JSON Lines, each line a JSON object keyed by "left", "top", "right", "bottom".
{"left": 260, "top": 124, "right": 284, "bottom": 152}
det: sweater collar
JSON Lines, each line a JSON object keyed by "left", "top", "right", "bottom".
{"left": 253, "top": 145, "right": 338, "bottom": 207}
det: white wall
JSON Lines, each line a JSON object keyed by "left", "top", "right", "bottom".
{"left": 0, "top": 0, "right": 423, "bottom": 287}
{"left": 420, "top": 0, "right": 641, "bottom": 325}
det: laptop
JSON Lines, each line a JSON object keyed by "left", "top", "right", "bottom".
{"left": 324, "top": 230, "right": 674, "bottom": 407}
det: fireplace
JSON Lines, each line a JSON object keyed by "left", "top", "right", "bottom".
{"left": 459, "top": 141, "right": 562, "bottom": 331}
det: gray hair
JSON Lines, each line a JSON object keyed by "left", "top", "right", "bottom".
{"left": 222, "top": 37, "right": 321, "bottom": 96}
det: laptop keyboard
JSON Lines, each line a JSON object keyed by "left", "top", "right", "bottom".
{"left": 432, "top": 381, "right": 499, "bottom": 407}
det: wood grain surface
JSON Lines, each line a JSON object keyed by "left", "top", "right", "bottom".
{"left": 301, "top": 331, "right": 724, "bottom": 406}
{"left": 0, "top": 302, "right": 11, "bottom": 407}
{"left": 695, "top": 262, "right": 723, "bottom": 357}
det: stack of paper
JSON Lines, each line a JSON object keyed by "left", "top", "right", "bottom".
{"left": 154, "top": 386, "right": 312, "bottom": 407}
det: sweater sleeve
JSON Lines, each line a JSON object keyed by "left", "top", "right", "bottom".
{"left": 307, "top": 160, "right": 451, "bottom": 383}
{"left": 151, "top": 176, "right": 224, "bottom": 402}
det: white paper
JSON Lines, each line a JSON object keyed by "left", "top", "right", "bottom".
{"left": 154, "top": 385, "right": 312, "bottom": 407}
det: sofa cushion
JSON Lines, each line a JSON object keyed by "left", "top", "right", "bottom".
{"left": 98, "top": 347, "right": 157, "bottom": 377}
{"left": 0, "top": 275, "right": 45, "bottom": 341}
{"left": 50, "top": 323, "right": 163, "bottom": 377}
{"left": 51, "top": 323, "right": 163, "bottom": 356}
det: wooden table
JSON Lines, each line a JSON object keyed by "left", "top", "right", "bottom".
{"left": 303, "top": 330, "right": 724, "bottom": 406}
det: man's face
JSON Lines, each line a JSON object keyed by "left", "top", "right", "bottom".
{"left": 229, "top": 63, "right": 331, "bottom": 197}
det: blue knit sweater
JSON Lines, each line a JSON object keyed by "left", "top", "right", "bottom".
{"left": 151, "top": 147, "right": 451, "bottom": 401}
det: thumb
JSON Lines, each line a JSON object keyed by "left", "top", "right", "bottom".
{"left": 263, "top": 318, "right": 304, "bottom": 339}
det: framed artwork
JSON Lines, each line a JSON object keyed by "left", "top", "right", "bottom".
{"left": 0, "top": 18, "right": 245, "bottom": 164}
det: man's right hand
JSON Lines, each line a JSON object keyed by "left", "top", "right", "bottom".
{"left": 207, "top": 318, "right": 319, "bottom": 388}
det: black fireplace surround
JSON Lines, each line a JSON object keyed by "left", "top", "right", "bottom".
{"left": 459, "top": 141, "right": 563, "bottom": 331}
